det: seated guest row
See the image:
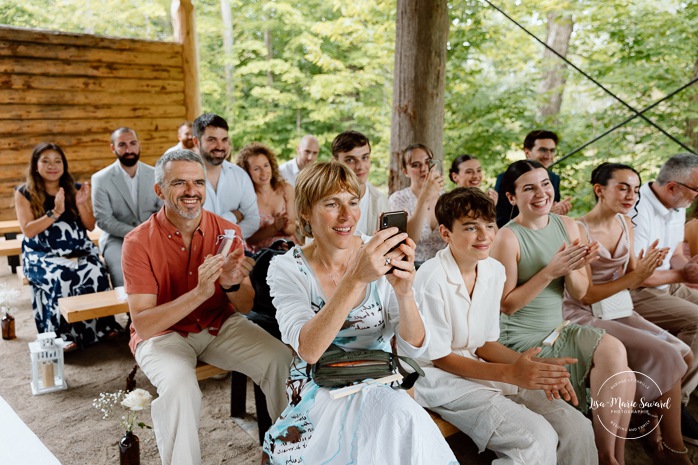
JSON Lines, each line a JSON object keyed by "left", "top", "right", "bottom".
{"left": 14, "top": 115, "right": 698, "bottom": 464}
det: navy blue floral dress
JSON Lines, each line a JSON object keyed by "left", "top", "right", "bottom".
{"left": 18, "top": 185, "right": 119, "bottom": 347}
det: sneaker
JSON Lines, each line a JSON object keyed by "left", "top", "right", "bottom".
{"left": 681, "top": 405, "right": 698, "bottom": 446}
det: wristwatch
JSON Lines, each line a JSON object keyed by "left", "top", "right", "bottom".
{"left": 220, "top": 283, "right": 240, "bottom": 293}
{"left": 46, "top": 209, "right": 56, "bottom": 219}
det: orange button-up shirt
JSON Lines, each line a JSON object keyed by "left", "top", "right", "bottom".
{"left": 122, "top": 207, "right": 242, "bottom": 354}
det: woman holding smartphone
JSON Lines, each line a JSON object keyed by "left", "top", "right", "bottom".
{"left": 262, "top": 161, "right": 457, "bottom": 464}
{"left": 389, "top": 143, "right": 445, "bottom": 265}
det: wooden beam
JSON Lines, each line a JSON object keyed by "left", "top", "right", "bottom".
{"left": 172, "top": 0, "right": 201, "bottom": 120}
{"left": 0, "top": 26, "right": 179, "bottom": 54}
{"left": 0, "top": 132, "right": 173, "bottom": 151}
{"left": 0, "top": 41, "right": 182, "bottom": 67}
{"left": 0, "top": 117, "right": 184, "bottom": 136}
{"left": 0, "top": 89, "right": 184, "bottom": 106}
{"left": 0, "top": 58, "right": 183, "bottom": 80}
{"left": 0, "top": 104, "right": 185, "bottom": 121}
{"left": 0, "top": 74, "right": 184, "bottom": 93}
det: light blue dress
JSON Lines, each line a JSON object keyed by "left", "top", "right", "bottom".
{"left": 262, "top": 245, "right": 457, "bottom": 465}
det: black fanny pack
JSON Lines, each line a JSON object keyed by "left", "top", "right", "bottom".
{"left": 311, "top": 343, "right": 425, "bottom": 390}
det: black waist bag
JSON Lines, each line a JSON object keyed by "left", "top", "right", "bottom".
{"left": 311, "top": 343, "right": 425, "bottom": 390}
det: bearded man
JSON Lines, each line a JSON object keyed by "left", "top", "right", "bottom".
{"left": 91, "top": 127, "right": 162, "bottom": 287}
{"left": 195, "top": 113, "right": 260, "bottom": 239}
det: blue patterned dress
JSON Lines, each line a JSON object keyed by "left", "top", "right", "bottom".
{"left": 262, "top": 245, "right": 458, "bottom": 465}
{"left": 18, "top": 185, "right": 119, "bottom": 347}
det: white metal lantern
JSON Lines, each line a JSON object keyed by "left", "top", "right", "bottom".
{"left": 29, "top": 332, "right": 67, "bottom": 395}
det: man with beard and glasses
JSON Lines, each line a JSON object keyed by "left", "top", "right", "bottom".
{"left": 164, "top": 121, "right": 198, "bottom": 155}
{"left": 122, "top": 150, "right": 291, "bottom": 465}
{"left": 194, "top": 113, "right": 260, "bottom": 240}
{"left": 91, "top": 127, "right": 162, "bottom": 287}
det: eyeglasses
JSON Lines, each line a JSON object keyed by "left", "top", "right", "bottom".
{"left": 535, "top": 148, "right": 557, "bottom": 155}
{"left": 675, "top": 181, "right": 698, "bottom": 194}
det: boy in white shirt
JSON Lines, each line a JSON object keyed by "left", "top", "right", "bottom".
{"left": 413, "top": 187, "right": 597, "bottom": 465}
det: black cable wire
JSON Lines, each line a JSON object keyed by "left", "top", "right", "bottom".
{"left": 554, "top": 75, "right": 698, "bottom": 166}
{"left": 482, "top": 0, "right": 697, "bottom": 155}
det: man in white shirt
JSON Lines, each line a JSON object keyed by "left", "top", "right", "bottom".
{"left": 331, "top": 130, "right": 389, "bottom": 235}
{"left": 413, "top": 187, "right": 596, "bottom": 464}
{"left": 91, "top": 127, "right": 163, "bottom": 287}
{"left": 194, "top": 113, "right": 260, "bottom": 240}
{"left": 164, "top": 121, "right": 197, "bottom": 155}
{"left": 631, "top": 152, "right": 698, "bottom": 442}
{"left": 278, "top": 135, "right": 319, "bottom": 186}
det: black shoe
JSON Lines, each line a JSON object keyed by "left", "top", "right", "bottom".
{"left": 681, "top": 405, "right": 698, "bottom": 446}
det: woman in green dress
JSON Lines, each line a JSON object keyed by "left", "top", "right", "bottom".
{"left": 492, "top": 160, "right": 635, "bottom": 465}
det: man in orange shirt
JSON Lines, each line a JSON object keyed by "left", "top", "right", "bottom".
{"left": 122, "top": 150, "right": 291, "bottom": 465}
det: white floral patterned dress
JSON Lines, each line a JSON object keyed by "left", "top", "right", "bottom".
{"left": 262, "top": 244, "right": 458, "bottom": 465}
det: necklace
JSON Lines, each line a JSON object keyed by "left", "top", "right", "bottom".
{"left": 315, "top": 243, "right": 354, "bottom": 287}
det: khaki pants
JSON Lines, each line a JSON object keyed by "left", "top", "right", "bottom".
{"left": 135, "top": 313, "right": 292, "bottom": 465}
{"left": 631, "top": 283, "right": 698, "bottom": 404}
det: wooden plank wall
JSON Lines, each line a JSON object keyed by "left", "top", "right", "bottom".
{"left": 0, "top": 26, "right": 188, "bottom": 220}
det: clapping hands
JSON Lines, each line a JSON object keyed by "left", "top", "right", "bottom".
{"left": 545, "top": 238, "right": 599, "bottom": 279}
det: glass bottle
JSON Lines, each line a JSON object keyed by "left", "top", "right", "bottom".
{"left": 119, "top": 431, "right": 140, "bottom": 465}
{"left": 1, "top": 311, "right": 15, "bottom": 340}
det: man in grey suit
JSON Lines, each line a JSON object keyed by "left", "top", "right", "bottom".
{"left": 92, "top": 127, "right": 163, "bottom": 287}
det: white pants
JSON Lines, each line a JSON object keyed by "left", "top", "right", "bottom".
{"left": 135, "top": 313, "right": 292, "bottom": 465}
{"left": 431, "top": 388, "right": 598, "bottom": 465}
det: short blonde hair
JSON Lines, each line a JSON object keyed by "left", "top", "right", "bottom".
{"left": 295, "top": 161, "right": 360, "bottom": 238}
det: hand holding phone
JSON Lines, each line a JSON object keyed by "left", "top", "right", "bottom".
{"left": 379, "top": 211, "right": 408, "bottom": 273}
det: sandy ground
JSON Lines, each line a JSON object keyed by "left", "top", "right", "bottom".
{"left": 1, "top": 255, "right": 697, "bottom": 465}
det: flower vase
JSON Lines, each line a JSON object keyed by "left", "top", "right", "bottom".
{"left": 119, "top": 431, "right": 140, "bottom": 465}
{"left": 1, "top": 312, "right": 15, "bottom": 340}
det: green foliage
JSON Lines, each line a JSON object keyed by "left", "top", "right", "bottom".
{"left": 1, "top": 0, "right": 696, "bottom": 212}
{"left": 444, "top": 0, "right": 698, "bottom": 215}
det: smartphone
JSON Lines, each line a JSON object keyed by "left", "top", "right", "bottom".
{"left": 428, "top": 159, "right": 442, "bottom": 174}
{"left": 379, "top": 211, "right": 408, "bottom": 272}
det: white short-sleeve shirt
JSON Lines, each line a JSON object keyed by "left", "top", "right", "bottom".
{"left": 632, "top": 182, "right": 686, "bottom": 289}
{"left": 413, "top": 247, "right": 516, "bottom": 408}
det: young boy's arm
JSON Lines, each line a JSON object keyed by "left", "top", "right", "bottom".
{"left": 433, "top": 342, "right": 578, "bottom": 405}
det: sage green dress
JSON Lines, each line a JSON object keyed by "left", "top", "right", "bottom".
{"left": 499, "top": 214, "right": 604, "bottom": 412}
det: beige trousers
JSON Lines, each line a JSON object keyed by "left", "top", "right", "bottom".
{"left": 135, "top": 313, "right": 292, "bottom": 465}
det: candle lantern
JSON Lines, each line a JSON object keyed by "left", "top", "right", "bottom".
{"left": 29, "top": 332, "right": 67, "bottom": 395}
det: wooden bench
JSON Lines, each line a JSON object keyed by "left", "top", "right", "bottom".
{"left": 0, "top": 220, "right": 22, "bottom": 273}
{"left": 0, "top": 229, "right": 102, "bottom": 258}
{"left": 58, "top": 288, "right": 127, "bottom": 323}
{"left": 0, "top": 220, "right": 21, "bottom": 235}
{"left": 195, "top": 361, "right": 228, "bottom": 381}
{"left": 406, "top": 388, "right": 459, "bottom": 438}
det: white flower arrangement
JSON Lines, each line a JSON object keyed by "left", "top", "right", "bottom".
{"left": 93, "top": 388, "right": 153, "bottom": 433}
{"left": 0, "top": 283, "right": 20, "bottom": 317}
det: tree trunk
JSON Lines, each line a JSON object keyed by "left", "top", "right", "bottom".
{"left": 171, "top": 0, "right": 201, "bottom": 120}
{"left": 220, "top": 0, "right": 235, "bottom": 117}
{"left": 686, "top": 56, "right": 698, "bottom": 152}
{"left": 389, "top": 0, "right": 449, "bottom": 193}
{"left": 538, "top": 12, "right": 573, "bottom": 122}
{"left": 265, "top": 27, "right": 274, "bottom": 86}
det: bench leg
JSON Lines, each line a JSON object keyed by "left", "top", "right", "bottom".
{"left": 230, "top": 371, "right": 247, "bottom": 418}
{"left": 253, "top": 383, "right": 272, "bottom": 445}
{"left": 5, "top": 232, "right": 19, "bottom": 274}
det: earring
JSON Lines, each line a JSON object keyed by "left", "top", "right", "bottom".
{"left": 304, "top": 223, "right": 312, "bottom": 234}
